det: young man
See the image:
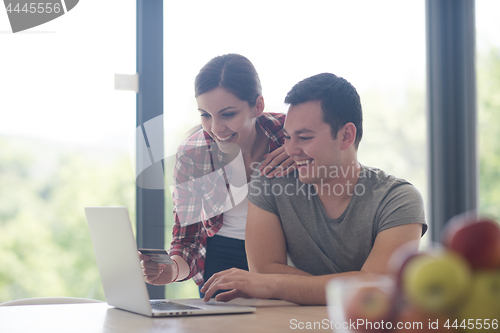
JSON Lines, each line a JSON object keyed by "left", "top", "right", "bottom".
{"left": 200, "top": 73, "right": 427, "bottom": 305}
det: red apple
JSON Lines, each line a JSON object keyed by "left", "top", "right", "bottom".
{"left": 343, "top": 275, "right": 396, "bottom": 333}
{"left": 442, "top": 214, "right": 500, "bottom": 270}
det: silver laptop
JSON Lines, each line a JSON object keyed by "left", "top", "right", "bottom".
{"left": 85, "top": 206, "right": 255, "bottom": 317}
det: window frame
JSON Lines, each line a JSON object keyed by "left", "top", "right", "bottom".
{"left": 136, "top": 0, "right": 165, "bottom": 299}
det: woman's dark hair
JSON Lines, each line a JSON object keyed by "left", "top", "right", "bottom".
{"left": 195, "top": 54, "right": 262, "bottom": 106}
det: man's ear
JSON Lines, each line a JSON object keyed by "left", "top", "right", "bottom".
{"left": 340, "top": 123, "right": 357, "bottom": 150}
{"left": 254, "top": 95, "right": 265, "bottom": 117}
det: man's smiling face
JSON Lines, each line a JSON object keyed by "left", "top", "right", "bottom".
{"left": 283, "top": 100, "right": 344, "bottom": 185}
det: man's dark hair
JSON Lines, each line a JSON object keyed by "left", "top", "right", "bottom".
{"left": 284, "top": 73, "right": 363, "bottom": 149}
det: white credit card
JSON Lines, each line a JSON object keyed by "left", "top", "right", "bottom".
{"left": 139, "top": 248, "right": 174, "bottom": 265}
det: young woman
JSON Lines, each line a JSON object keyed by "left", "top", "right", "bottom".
{"left": 140, "top": 54, "right": 294, "bottom": 296}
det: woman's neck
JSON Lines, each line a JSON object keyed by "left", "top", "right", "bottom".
{"left": 242, "top": 121, "right": 268, "bottom": 162}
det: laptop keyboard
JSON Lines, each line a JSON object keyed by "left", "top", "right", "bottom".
{"left": 151, "top": 301, "right": 201, "bottom": 311}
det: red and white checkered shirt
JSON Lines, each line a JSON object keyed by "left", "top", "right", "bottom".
{"left": 168, "top": 112, "right": 286, "bottom": 285}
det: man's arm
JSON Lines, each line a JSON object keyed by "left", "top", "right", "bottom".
{"left": 360, "top": 223, "right": 422, "bottom": 273}
{"left": 271, "top": 223, "right": 423, "bottom": 304}
{"left": 203, "top": 223, "right": 423, "bottom": 305}
{"left": 245, "top": 201, "right": 312, "bottom": 276}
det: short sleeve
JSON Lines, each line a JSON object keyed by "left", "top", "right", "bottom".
{"left": 247, "top": 165, "right": 279, "bottom": 216}
{"left": 376, "top": 183, "right": 427, "bottom": 236}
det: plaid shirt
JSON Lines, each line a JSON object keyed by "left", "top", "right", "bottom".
{"left": 168, "top": 112, "right": 286, "bottom": 285}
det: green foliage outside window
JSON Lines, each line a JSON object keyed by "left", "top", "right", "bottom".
{"left": 0, "top": 138, "right": 134, "bottom": 302}
{"left": 478, "top": 46, "right": 500, "bottom": 221}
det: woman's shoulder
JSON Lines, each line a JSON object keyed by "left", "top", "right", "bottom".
{"left": 256, "top": 113, "right": 287, "bottom": 147}
{"left": 257, "top": 112, "right": 286, "bottom": 122}
{"left": 176, "top": 127, "right": 212, "bottom": 155}
{"left": 257, "top": 112, "right": 286, "bottom": 132}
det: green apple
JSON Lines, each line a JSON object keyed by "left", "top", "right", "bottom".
{"left": 402, "top": 251, "right": 471, "bottom": 313}
{"left": 457, "top": 270, "right": 500, "bottom": 332}
{"left": 388, "top": 241, "right": 444, "bottom": 296}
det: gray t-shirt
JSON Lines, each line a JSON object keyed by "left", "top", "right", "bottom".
{"left": 247, "top": 164, "right": 427, "bottom": 276}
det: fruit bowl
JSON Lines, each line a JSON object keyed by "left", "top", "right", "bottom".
{"left": 326, "top": 214, "right": 500, "bottom": 333}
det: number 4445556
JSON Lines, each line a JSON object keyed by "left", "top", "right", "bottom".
{"left": 444, "top": 319, "right": 498, "bottom": 330}
{"left": 6, "top": 2, "right": 62, "bottom": 14}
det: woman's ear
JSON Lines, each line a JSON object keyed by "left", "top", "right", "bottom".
{"left": 340, "top": 123, "right": 357, "bottom": 150}
{"left": 254, "top": 95, "right": 265, "bottom": 117}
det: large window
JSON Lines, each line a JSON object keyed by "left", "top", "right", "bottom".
{"left": 163, "top": 0, "right": 428, "bottom": 297}
{"left": 4, "top": 0, "right": 494, "bottom": 303}
{"left": 0, "top": 1, "right": 136, "bottom": 302}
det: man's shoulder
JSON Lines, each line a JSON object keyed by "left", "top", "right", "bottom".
{"left": 359, "top": 165, "right": 414, "bottom": 188}
{"left": 357, "top": 165, "right": 424, "bottom": 210}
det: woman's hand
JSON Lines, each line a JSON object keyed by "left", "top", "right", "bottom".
{"left": 259, "top": 146, "right": 296, "bottom": 178}
{"left": 139, "top": 252, "right": 177, "bottom": 285}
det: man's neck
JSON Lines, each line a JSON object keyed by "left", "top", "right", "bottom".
{"left": 314, "top": 160, "right": 361, "bottom": 219}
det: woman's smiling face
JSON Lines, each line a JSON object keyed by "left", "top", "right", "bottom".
{"left": 197, "top": 87, "right": 261, "bottom": 154}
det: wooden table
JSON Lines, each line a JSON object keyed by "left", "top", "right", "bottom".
{"left": 0, "top": 299, "right": 333, "bottom": 333}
